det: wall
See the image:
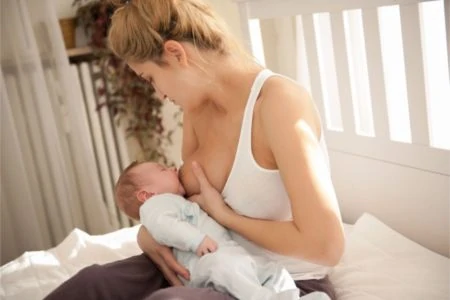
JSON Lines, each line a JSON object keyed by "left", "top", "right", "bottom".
{"left": 207, "top": 0, "right": 243, "bottom": 41}
{"left": 52, "top": 0, "right": 77, "bottom": 19}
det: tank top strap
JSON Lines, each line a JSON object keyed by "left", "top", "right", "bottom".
{"left": 240, "top": 69, "right": 274, "bottom": 150}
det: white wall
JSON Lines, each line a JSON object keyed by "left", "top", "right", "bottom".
{"left": 207, "top": 0, "right": 243, "bottom": 41}
{"left": 52, "top": 0, "right": 78, "bottom": 19}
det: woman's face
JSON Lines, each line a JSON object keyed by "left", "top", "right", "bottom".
{"left": 127, "top": 42, "right": 210, "bottom": 111}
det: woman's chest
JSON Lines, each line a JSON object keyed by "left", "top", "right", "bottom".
{"left": 179, "top": 114, "right": 291, "bottom": 221}
{"left": 180, "top": 123, "right": 238, "bottom": 196}
{"left": 179, "top": 104, "right": 274, "bottom": 197}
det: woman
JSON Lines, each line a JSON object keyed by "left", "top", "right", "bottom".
{"left": 45, "top": 0, "right": 344, "bottom": 299}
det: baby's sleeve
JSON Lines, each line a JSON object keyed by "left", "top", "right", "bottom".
{"left": 140, "top": 196, "right": 206, "bottom": 253}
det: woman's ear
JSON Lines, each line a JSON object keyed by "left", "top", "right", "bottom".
{"left": 136, "top": 189, "right": 155, "bottom": 203}
{"left": 163, "top": 40, "right": 188, "bottom": 66}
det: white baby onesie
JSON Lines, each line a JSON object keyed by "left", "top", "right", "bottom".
{"left": 140, "top": 193, "right": 299, "bottom": 300}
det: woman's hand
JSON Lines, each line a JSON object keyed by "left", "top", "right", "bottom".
{"left": 189, "top": 161, "right": 234, "bottom": 223}
{"left": 137, "top": 226, "right": 190, "bottom": 286}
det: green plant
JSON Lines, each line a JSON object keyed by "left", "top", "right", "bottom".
{"left": 73, "top": 0, "right": 177, "bottom": 164}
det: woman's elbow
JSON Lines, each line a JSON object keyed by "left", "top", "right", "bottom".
{"left": 297, "top": 231, "right": 345, "bottom": 267}
{"left": 320, "top": 242, "right": 344, "bottom": 267}
{"left": 319, "top": 233, "right": 345, "bottom": 267}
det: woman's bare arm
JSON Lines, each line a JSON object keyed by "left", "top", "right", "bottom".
{"left": 191, "top": 80, "right": 344, "bottom": 266}
{"left": 137, "top": 226, "right": 190, "bottom": 285}
{"left": 228, "top": 81, "right": 344, "bottom": 266}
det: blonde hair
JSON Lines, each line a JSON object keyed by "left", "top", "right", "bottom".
{"left": 114, "top": 161, "right": 144, "bottom": 220}
{"left": 108, "top": 0, "right": 248, "bottom": 64}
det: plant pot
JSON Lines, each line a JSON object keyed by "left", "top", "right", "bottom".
{"left": 59, "top": 17, "right": 76, "bottom": 49}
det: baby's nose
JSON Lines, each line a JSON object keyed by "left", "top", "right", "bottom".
{"left": 169, "top": 167, "right": 177, "bottom": 173}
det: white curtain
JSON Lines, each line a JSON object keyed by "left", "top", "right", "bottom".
{"left": 0, "top": 0, "right": 114, "bottom": 265}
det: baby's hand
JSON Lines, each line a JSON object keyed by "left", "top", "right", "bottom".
{"left": 196, "top": 236, "right": 218, "bottom": 256}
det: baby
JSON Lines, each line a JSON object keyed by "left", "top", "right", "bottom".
{"left": 114, "top": 161, "right": 300, "bottom": 300}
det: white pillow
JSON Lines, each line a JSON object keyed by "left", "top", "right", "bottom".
{"left": 330, "top": 213, "right": 449, "bottom": 300}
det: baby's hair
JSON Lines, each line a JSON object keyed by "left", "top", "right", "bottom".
{"left": 114, "top": 160, "right": 144, "bottom": 220}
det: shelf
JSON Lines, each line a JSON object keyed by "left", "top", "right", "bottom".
{"left": 67, "top": 46, "right": 93, "bottom": 58}
{"left": 67, "top": 46, "right": 95, "bottom": 64}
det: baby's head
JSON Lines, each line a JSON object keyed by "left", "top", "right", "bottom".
{"left": 114, "top": 161, "right": 186, "bottom": 220}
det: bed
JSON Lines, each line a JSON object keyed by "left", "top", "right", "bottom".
{"left": 1, "top": 214, "right": 448, "bottom": 299}
{"left": 1, "top": 0, "right": 449, "bottom": 299}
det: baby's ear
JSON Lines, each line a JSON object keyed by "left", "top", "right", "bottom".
{"left": 136, "top": 189, "right": 155, "bottom": 203}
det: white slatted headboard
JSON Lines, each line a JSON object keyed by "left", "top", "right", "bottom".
{"left": 234, "top": 0, "right": 450, "bottom": 256}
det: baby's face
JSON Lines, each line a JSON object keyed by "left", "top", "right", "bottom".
{"left": 135, "top": 162, "right": 185, "bottom": 196}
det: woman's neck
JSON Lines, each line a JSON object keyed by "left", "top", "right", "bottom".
{"left": 189, "top": 50, "right": 263, "bottom": 116}
{"left": 185, "top": 43, "right": 263, "bottom": 116}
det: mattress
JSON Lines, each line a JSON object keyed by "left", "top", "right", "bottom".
{"left": 1, "top": 213, "right": 448, "bottom": 300}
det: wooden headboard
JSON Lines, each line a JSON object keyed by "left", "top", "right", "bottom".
{"left": 233, "top": 0, "right": 450, "bottom": 256}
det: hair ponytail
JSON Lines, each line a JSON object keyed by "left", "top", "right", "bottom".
{"left": 108, "top": 0, "right": 248, "bottom": 63}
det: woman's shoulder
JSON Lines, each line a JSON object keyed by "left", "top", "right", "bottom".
{"left": 261, "top": 74, "right": 310, "bottom": 102}
{"left": 259, "top": 74, "right": 321, "bottom": 135}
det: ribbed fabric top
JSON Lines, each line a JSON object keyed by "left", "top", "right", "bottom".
{"left": 222, "top": 69, "right": 332, "bottom": 280}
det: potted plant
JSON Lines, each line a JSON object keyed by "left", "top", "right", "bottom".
{"left": 59, "top": 17, "right": 77, "bottom": 49}
{"left": 72, "top": 0, "right": 177, "bottom": 164}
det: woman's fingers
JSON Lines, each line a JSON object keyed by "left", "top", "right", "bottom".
{"left": 137, "top": 226, "right": 188, "bottom": 286}
{"left": 160, "top": 247, "right": 190, "bottom": 281}
{"left": 188, "top": 194, "right": 204, "bottom": 208}
{"left": 156, "top": 256, "right": 184, "bottom": 286}
{"left": 188, "top": 194, "right": 199, "bottom": 203}
{"left": 191, "top": 161, "right": 210, "bottom": 189}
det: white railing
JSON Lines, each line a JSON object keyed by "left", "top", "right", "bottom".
{"left": 234, "top": 0, "right": 450, "bottom": 256}
{"left": 236, "top": 0, "right": 450, "bottom": 175}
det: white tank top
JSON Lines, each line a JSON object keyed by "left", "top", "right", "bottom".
{"left": 222, "top": 69, "right": 331, "bottom": 280}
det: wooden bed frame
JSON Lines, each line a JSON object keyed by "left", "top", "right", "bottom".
{"left": 233, "top": 0, "right": 450, "bottom": 256}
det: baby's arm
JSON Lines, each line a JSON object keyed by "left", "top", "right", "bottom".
{"left": 140, "top": 200, "right": 215, "bottom": 255}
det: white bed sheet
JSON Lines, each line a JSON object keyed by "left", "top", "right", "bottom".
{"left": 0, "top": 226, "right": 141, "bottom": 299}
{"left": 1, "top": 214, "right": 448, "bottom": 300}
{"left": 330, "top": 214, "right": 449, "bottom": 300}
